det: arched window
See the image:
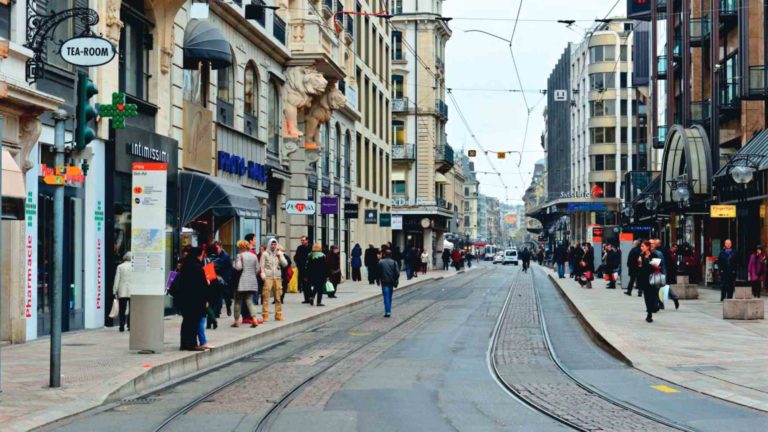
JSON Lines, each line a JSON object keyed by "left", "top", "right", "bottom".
{"left": 344, "top": 131, "right": 352, "bottom": 183}
{"left": 267, "top": 79, "right": 281, "bottom": 154}
{"left": 335, "top": 124, "right": 342, "bottom": 178}
{"left": 244, "top": 62, "right": 259, "bottom": 136}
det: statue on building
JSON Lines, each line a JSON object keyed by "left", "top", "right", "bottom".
{"left": 284, "top": 66, "right": 328, "bottom": 139}
{"left": 304, "top": 86, "right": 346, "bottom": 150}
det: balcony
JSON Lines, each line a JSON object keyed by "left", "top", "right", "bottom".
{"left": 334, "top": 1, "right": 344, "bottom": 27}
{"left": 719, "top": 81, "right": 740, "bottom": 113}
{"left": 435, "top": 143, "right": 455, "bottom": 173}
{"left": 392, "top": 144, "right": 416, "bottom": 161}
{"left": 392, "top": 97, "right": 409, "bottom": 113}
{"left": 435, "top": 99, "right": 448, "bottom": 119}
{"left": 672, "top": 38, "right": 682, "bottom": 61}
{"left": 344, "top": 15, "right": 354, "bottom": 44}
{"left": 720, "top": 0, "right": 738, "bottom": 30}
{"left": 657, "top": 55, "right": 668, "bottom": 78}
{"left": 747, "top": 65, "right": 768, "bottom": 99}
{"left": 273, "top": 16, "right": 286, "bottom": 45}
{"left": 323, "top": 0, "right": 334, "bottom": 19}
{"left": 690, "top": 17, "right": 710, "bottom": 46}
{"left": 691, "top": 101, "right": 711, "bottom": 124}
{"left": 245, "top": 0, "right": 267, "bottom": 26}
{"left": 654, "top": 125, "right": 667, "bottom": 149}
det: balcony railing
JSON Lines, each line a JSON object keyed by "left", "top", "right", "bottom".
{"left": 720, "top": 81, "right": 740, "bottom": 110}
{"left": 690, "top": 17, "right": 710, "bottom": 45}
{"left": 673, "top": 37, "right": 682, "bottom": 60}
{"left": 435, "top": 99, "right": 448, "bottom": 118}
{"left": 435, "top": 143, "right": 455, "bottom": 166}
{"left": 748, "top": 65, "right": 768, "bottom": 98}
{"left": 654, "top": 125, "right": 668, "bottom": 149}
{"left": 273, "top": 15, "right": 286, "bottom": 44}
{"left": 392, "top": 97, "right": 409, "bottom": 112}
{"left": 691, "top": 101, "right": 711, "bottom": 123}
{"left": 657, "top": 55, "right": 668, "bottom": 78}
{"left": 392, "top": 144, "right": 415, "bottom": 160}
{"left": 720, "top": 0, "right": 737, "bottom": 15}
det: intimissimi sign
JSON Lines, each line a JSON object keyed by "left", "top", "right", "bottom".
{"left": 126, "top": 142, "right": 169, "bottom": 163}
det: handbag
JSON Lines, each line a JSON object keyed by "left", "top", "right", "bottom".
{"left": 203, "top": 261, "right": 217, "bottom": 283}
{"left": 324, "top": 281, "right": 336, "bottom": 294}
{"left": 650, "top": 271, "right": 666, "bottom": 288}
{"left": 109, "top": 299, "right": 119, "bottom": 319}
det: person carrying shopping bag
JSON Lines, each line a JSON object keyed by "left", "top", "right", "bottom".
{"left": 232, "top": 240, "right": 261, "bottom": 328}
{"left": 326, "top": 245, "right": 342, "bottom": 298}
{"left": 112, "top": 252, "right": 133, "bottom": 332}
{"left": 305, "top": 243, "right": 328, "bottom": 306}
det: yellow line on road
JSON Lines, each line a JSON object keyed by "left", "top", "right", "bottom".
{"left": 652, "top": 385, "right": 679, "bottom": 393}
{"left": 348, "top": 332, "right": 372, "bottom": 337}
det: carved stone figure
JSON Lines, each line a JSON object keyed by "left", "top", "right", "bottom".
{"left": 104, "top": 0, "right": 124, "bottom": 45}
{"left": 304, "top": 86, "right": 346, "bottom": 150}
{"left": 19, "top": 115, "right": 42, "bottom": 173}
{"left": 283, "top": 66, "right": 327, "bottom": 138}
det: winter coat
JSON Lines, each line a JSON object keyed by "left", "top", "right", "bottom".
{"left": 554, "top": 245, "right": 567, "bottom": 264}
{"left": 281, "top": 254, "right": 293, "bottom": 282}
{"left": 378, "top": 257, "right": 400, "bottom": 286}
{"left": 442, "top": 249, "right": 451, "bottom": 263}
{"left": 364, "top": 247, "right": 379, "bottom": 267}
{"left": 351, "top": 245, "right": 363, "bottom": 268}
{"left": 748, "top": 253, "right": 767, "bottom": 281}
{"left": 294, "top": 244, "right": 310, "bottom": 273}
{"left": 420, "top": 251, "right": 429, "bottom": 264}
{"left": 452, "top": 249, "right": 461, "bottom": 263}
{"left": 175, "top": 256, "right": 208, "bottom": 317}
{"left": 113, "top": 261, "right": 133, "bottom": 299}
{"left": 718, "top": 248, "right": 737, "bottom": 282}
{"left": 583, "top": 248, "right": 595, "bottom": 272}
{"left": 605, "top": 249, "right": 621, "bottom": 271}
{"left": 217, "top": 250, "right": 233, "bottom": 286}
{"left": 627, "top": 246, "right": 641, "bottom": 276}
{"left": 305, "top": 251, "right": 328, "bottom": 287}
{"left": 260, "top": 239, "right": 288, "bottom": 280}
{"left": 233, "top": 251, "right": 261, "bottom": 292}
{"left": 327, "top": 251, "right": 341, "bottom": 284}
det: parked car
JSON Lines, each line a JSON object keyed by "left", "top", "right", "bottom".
{"left": 493, "top": 252, "right": 504, "bottom": 264}
{"left": 503, "top": 249, "right": 519, "bottom": 265}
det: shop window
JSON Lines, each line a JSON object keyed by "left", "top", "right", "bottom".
{"left": 344, "top": 131, "right": 351, "bottom": 183}
{"left": 183, "top": 62, "right": 210, "bottom": 106}
{"left": 392, "top": 74, "right": 404, "bottom": 99}
{"left": 120, "top": 1, "right": 152, "bottom": 101}
{"left": 267, "top": 79, "right": 281, "bottom": 154}
{"left": 217, "top": 50, "right": 236, "bottom": 126}
{"left": 393, "top": 120, "right": 405, "bottom": 146}
{"left": 0, "top": 1, "right": 10, "bottom": 40}
{"left": 244, "top": 62, "right": 259, "bottom": 137}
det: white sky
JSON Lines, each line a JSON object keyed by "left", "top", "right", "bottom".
{"left": 443, "top": 0, "right": 627, "bottom": 203}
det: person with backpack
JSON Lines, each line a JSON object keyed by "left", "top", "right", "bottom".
{"left": 326, "top": 245, "right": 342, "bottom": 298}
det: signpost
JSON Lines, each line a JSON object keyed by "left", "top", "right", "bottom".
{"left": 710, "top": 205, "right": 736, "bottom": 218}
{"left": 379, "top": 213, "right": 392, "bottom": 227}
{"left": 98, "top": 92, "right": 138, "bottom": 129}
{"left": 391, "top": 215, "right": 403, "bottom": 230}
{"left": 344, "top": 202, "right": 359, "bottom": 219}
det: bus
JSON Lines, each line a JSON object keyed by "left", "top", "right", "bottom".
{"left": 484, "top": 245, "right": 497, "bottom": 260}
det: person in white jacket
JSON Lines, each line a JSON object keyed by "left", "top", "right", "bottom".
{"left": 113, "top": 252, "right": 133, "bottom": 332}
{"left": 260, "top": 238, "right": 288, "bottom": 321}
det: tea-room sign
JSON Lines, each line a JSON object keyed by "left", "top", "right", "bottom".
{"left": 60, "top": 36, "right": 116, "bottom": 67}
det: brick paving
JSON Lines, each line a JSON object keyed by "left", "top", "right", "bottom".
{"left": 493, "top": 270, "right": 675, "bottom": 431}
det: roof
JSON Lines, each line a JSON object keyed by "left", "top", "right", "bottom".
{"left": 714, "top": 129, "right": 768, "bottom": 178}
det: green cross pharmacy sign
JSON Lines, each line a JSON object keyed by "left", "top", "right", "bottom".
{"left": 99, "top": 92, "right": 138, "bottom": 129}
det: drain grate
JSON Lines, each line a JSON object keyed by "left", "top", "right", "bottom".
{"left": 669, "top": 365, "right": 726, "bottom": 372}
{"left": 121, "top": 396, "right": 160, "bottom": 405}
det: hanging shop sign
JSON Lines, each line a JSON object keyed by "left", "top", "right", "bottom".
{"left": 391, "top": 215, "right": 403, "bottom": 230}
{"left": 60, "top": 36, "right": 116, "bottom": 67}
{"left": 379, "top": 213, "right": 392, "bottom": 227}
{"left": 285, "top": 200, "right": 316, "bottom": 215}
{"left": 130, "top": 162, "right": 168, "bottom": 295}
{"left": 365, "top": 209, "right": 378, "bottom": 224}
{"left": 344, "top": 202, "right": 359, "bottom": 218}
{"left": 217, "top": 151, "right": 267, "bottom": 183}
{"left": 710, "top": 205, "right": 736, "bottom": 218}
{"left": 320, "top": 196, "right": 339, "bottom": 215}
{"left": 40, "top": 164, "right": 84, "bottom": 186}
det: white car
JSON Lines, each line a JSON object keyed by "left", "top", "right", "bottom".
{"left": 493, "top": 253, "right": 504, "bottom": 264}
{"left": 503, "top": 249, "right": 519, "bottom": 265}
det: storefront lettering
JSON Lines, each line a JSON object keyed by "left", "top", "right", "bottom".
{"left": 26, "top": 235, "right": 33, "bottom": 318}
{"left": 96, "top": 238, "right": 102, "bottom": 310}
{"left": 217, "top": 151, "right": 267, "bottom": 183}
{"left": 126, "top": 141, "right": 169, "bottom": 163}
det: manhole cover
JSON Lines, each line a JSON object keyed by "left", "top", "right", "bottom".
{"left": 122, "top": 396, "right": 160, "bottom": 405}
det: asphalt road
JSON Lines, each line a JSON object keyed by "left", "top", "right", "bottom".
{"left": 40, "top": 263, "right": 768, "bottom": 431}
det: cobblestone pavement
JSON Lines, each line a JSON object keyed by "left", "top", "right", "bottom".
{"left": 493, "top": 270, "right": 676, "bottom": 432}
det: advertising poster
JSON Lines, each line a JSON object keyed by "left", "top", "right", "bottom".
{"left": 131, "top": 162, "right": 167, "bottom": 295}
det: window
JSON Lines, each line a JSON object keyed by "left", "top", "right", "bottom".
{"left": 217, "top": 61, "right": 235, "bottom": 104}
{"left": 356, "top": 133, "right": 363, "bottom": 187}
{"left": 183, "top": 63, "right": 210, "bottom": 106}
{"left": 590, "top": 45, "right": 615, "bottom": 63}
{"left": 393, "top": 180, "right": 406, "bottom": 195}
{"left": 590, "top": 101, "right": 616, "bottom": 116}
{"left": 321, "top": 123, "right": 330, "bottom": 176}
{"left": 590, "top": 72, "right": 615, "bottom": 90}
{"left": 590, "top": 127, "right": 616, "bottom": 144}
{"left": 392, "top": 74, "right": 404, "bottom": 99}
{"left": 46, "top": 0, "right": 75, "bottom": 70}
{"left": 344, "top": 132, "right": 352, "bottom": 183}
{"left": 244, "top": 62, "right": 259, "bottom": 116}
{"left": 0, "top": 1, "right": 10, "bottom": 40}
{"left": 267, "top": 80, "right": 281, "bottom": 153}
{"left": 393, "top": 120, "right": 405, "bottom": 146}
{"left": 620, "top": 45, "right": 628, "bottom": 61}
{"left": 335, "top": 124, "right": 342, "bottom": 178}
{"left": 392, "top": 31, "right": 403, "bottom": 60}
{"left": 620, "top": 72, "right": 627, "bottom": 88}
{"left": 392, "top": 0, "right": 403, "bottom": 15}
{"left": 120, "top": 2, "right": 152, "bottom": 100}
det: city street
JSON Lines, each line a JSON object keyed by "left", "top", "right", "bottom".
{"left": 40, "top": 263, "right": 768, "bottom": 431}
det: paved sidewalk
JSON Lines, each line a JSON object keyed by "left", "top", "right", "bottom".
{"left": 0, "top": 265, "right": 478, "bottom": 431}
{"left": 541, "top": 265, "right": 768, "bottom": 413}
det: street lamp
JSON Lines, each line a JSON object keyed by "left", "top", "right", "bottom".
{"left": 667, "top": 176, "right": 696, "bottom": 244}
{"left": 730, "top": 165, "right": 755, "bottom": 185}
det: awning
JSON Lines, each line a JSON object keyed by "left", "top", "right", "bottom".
{"left": 435, "top": 173, "right": 449, "bottom": 184}
{"left": 180, "top": 171, "right": 262, "bottom": 226}
{"left": 2, "top": 150, "right": 25, "bottom": 200}
{"left": 183, "top": 19, "right": 233, "bottom": 70}
{"left": 391, "top": 171, "right": 406, "bottom": 181}
{"left": 714, "top": 128, "right": 768, "bottom": 178}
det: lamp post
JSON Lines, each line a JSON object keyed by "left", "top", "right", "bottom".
{"left": 666, "top": 176, "right": 695, "bottom": 245}
{"left": 730, "top": 161, "right": 758, "bottom": 280}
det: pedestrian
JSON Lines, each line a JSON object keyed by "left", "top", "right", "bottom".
{"left": 112, "top": 252, "right": 133, "bottom": 332}
{"left": 260, "top": 238, "right": 288, "bottom": 321}
{"left": 214, "top": 241, "right": 234, "bottom": 317}
{"left": 452, "top": 247, "right": 462, "bottom": 270}
{"left": 420, "top": 248, "right": 430, "bottom": 273}
{"left": 279, "top": 246, "right": 293, "bottom": 305}
{"left": 442, "top": 248, "right": 451, "bottom": 271}
{"left": 203, "top": 244, "right": 224, "bottom": 330}
{"left": 350, "top": 243, "right": 363, "bottom": 282}
{"left": 748, "top": 244, "right": 766, "bottom": 298}
{"left": 625, "top": 240, "right": 641, "bottom": 296}
{"left": 554, "top": 242, "right": 567, "bottom": 279}
{"left": 466, "top": 250, "right": 473, "bottom": 268}
{"left": 583, "top": 243, "right": 595, "bottom": 275}
{"left": 393, "top": 246, "right": 403, "bottom": 270}
{"left": 377, "top": 248, "right": 400, "bottom": 317}
{"left": 410, "top": 247, "right": 421, "bottom": 277}
{"left": 295, "top": 236, "right": 311, "bottom": 304}
{"left": 521, "top": 247, "right": 531, "bottom": 272}
{"left": 636, "top": 240, "right": 659, "bottom": 323}
{"left": 364, "top": 244, "right": 379, "bottom": 285}
{"left": 175, "top": 246, "right": 210, "bottom": 350}
{"left": 604, "top": 244, "right": 620, "bottom": 289}
{"left": 403, "top": 245, "right": 415, "bottom": 280}
{"left": 305, "top": 242, "right": 328, "bottom": 306}
{"left": 231, "top": 240, "right": 260, "bottom": 328}
{"left": 651, "top": 239, "right": 679, "bottom": 309}
{"left": 326, "top": 245, "right": 342, "bottom": 298}
{"left": 718, "top": 239, "right": 738, "bottom": 301}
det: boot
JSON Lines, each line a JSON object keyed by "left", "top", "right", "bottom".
{"left": 646, "top": 313, "right": 653, "bottom": 323}
{"left": 262, "top": 313, "right": 269, "bottom": 322}
{"left": 275, "top": 312, "right": 284, "bottom": 321}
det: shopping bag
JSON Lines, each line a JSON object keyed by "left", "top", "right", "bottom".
{"left": 324, "top": 281, "right": 336, "bottom": 294}
{"left": 109, "top": 299, "right": 119, "bottom": 319}
{"left": 203, "top": 262, "right": 217, "bottom": 283}
{"left": 658, "top": 285, "right": 670, "bottom": 303}
{"left": 604, "top": 274, "right": 610, "bottom": 281}
{"left": 287, "top": 269, "right": 299, "bottom": 293}
{"left": 613, "top": 272, "right": 619, "bottom": 282}
{"left": 165, "top": 271, "right": 178, "bottom": 290}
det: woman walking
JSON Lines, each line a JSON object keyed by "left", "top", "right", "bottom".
{"left": 112, "top": 252, "right": 133, "bottom": 332}
{"left": 175, "top": 247, "right": 209, "bottom": 350}
{"left": 232, "top": 240, "right": 261, "bottom": 328}
{"left": 305, "top": 243, "right": 328, "bottom": 306}
{"left": 748, "top": 245, "right": 766, "bottom": 298}
{"left": 637, "top": 240, "right": 659, "bottom": 323}
{"left": 351, "top": 244, "right": 363, "bottom": 282}
{"left": 326, "top": 245, "right": 342, "bottom": 298}
{"left": 420, "top": 249, "right": 429, "bottom": 274}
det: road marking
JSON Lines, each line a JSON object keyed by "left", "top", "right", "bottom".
{"left": 652, "top": 385, "right": 679, "bottom": 393}
{"left": 348, "top": 332, "right": 372, "bottom": 337}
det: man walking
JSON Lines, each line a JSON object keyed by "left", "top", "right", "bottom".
{"left": 625, "top": 240, "right": 641, "bottom": 296}
{"left": 718, "top": 239, "right": 737, "bottom": 301}
{"left": 604, "top": 244, "right": 620, "bottom": 289}
{"left": 295, "top": 236, "right": 311, "bottom": 304}
{"left": 364, "top": 244, "right": 380, "bottom": 285}
{"left": 260, "top": 238, "right": 288, "bottom": 321}
{"left": 554, "top": 242, "right": 567, "bottom": 278}
{"left": 521, "top": 247, "right": 531, "bottom": 273}
{"left": 377, "top": 248, "right": 400, "bottom": 317}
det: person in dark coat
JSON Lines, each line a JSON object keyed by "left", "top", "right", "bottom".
{"left": 294, "top": 236, "right": 311, "bottom": 304}
{"left": 326, "top": 245, "right": 341, "bottom": 298}
{"left": 403, "top": 246, "right": 416, "bottom": 280}
{"left": 554, "top": 243, "right": 567, "bottom": 278}
{"left": 624, "top": 240, "right": 642, "bottom": 296}
{"left": 305, "top": 242, "right": 328, "bottom": 306}
{"left": 583, "top": 243, "right": 595, "bottom": 274}
{"left": 350, "top": 244, "right": 363, "bottom": 282}
{"left": 718, "top": 239, "right": 737, "bottom": 301}
{"left": 520, "top": 248, "right": 531, "bottom": 272}
{"left": 442, "top": 248, "right": 451, "bottom": 270}
{"left": 364, "top": 244, "right": 379, "bottom": 285}
{"left": 604, "top": 244, "right": 621, "bottom": 289}
{"left": 175, "top": 247, "right": 209, "bottom": 351}
{"left": 636, "top": 240, "right": 659, "bottom": 323}
{"left": 279, "top": 248, "right": 292, "bottom": 305}
{"left": 665, "top": 244, "right": 679, "bottom": 285}
{"left": 377, "top": 248, "right": 400, "bottom": 317}
{"left": 213, "top": 241, "right": 234, "bottom": 317}
{"left": 571, "top": 245, "right": 584, "bottom": 278}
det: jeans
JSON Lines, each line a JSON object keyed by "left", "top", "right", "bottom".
{"left": 405, "top": 265, "right": 413, "bottom": 280}
{"left": 381, "top": 286, "right": 393, "bottom": 315}
{"left": 556, "top": 263, "right": 565, "bottom": 278}
{"left": 467, "top": 259, "right": 472, "bottom": 268}
{"left": 721, "top": 278, "right": 735, "bottom": 301}
{"left": 443, "top": 261, "right": 450, "bottom": 270}
{"left": 197, "top": 317, "right": 207, "bottom": 346}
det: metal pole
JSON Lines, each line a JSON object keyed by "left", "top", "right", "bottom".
{"left": 0, "top": 114, "right": 4, "bottom": 393}
{"left": 50, "top": 109, "right": 67, "bottom": 388}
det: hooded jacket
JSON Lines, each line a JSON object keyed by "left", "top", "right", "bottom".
{"left": 351, "top": 245, "right": 363, "bottom": 268}
{"left": 260, "top": 238, "right": 288, "bottom": 280}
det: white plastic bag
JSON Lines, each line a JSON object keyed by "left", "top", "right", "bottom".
{"left": 109, "top": 299, "right": 119, "bottom": 319}
{"left": 658, "top": 285, "right": 670, "bottom": 304}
